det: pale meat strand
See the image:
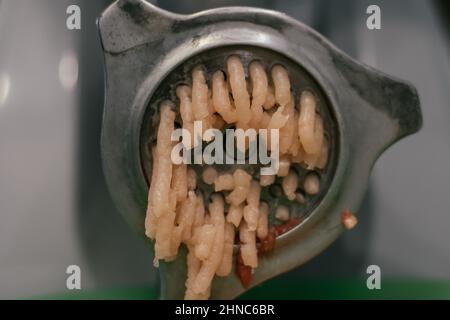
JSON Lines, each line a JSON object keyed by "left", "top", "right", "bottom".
{"left": 275, "top": 205, "right": 290, "bottom": 221}
{"left": 172, "top": 164, "right": 187, "bottom": 203}
{"left": 211, "top": 70, "right": 237, "bottom": 123}
{"left": 259, "top": 111, "right": 272, "bottom": 129}
{"left": 187, "top": 168, "right": 197, "bottom": 190}
{"left": 185, "top": 246, "right": 206, "bottom": 300}
{"left": 271, "top": 65, "right": 291, "bottom": 107}
{"left": 176, "top": 85, "right": 196, "bottom": 149}
{"left": 192, "top": 192, "right": 205, "bottom": 229}
{"left": 239, "top": 221, "right": 258, "bottom": 268}
{"left": 216, "top": 222, "right": 235, "bottom": 277}
{"left": 267, "top": 105, "right": 289, "bottom": 130}
{"left": 288, "top": 110, "right": 301, "bottom": 156}
{"left": 227, "top": 186, "right": 249, "bottom": 207}
{"left": 266, "top": 105, "right": 289, "bottom": 152}
{"left": 145, "top": 148, "right": 158, "bottom": 239}
{"left": 304, "top": 173, "right": 320, "bottom": 195}
{"left": 151, "top": 102, "right": 175, "bottom": 218}
{"left": 202, "top": 167, "right": 218, "bottom": 185}
{"left": 256, "top": 202, "right": 270, "bottom": 240}
{"left": 226, "top": 204, "right": 243, "bottom": 228}
{"left": 248, "top": 61, "right": 267, "bottom": 127}
{"left": 152, "top": 106, "right": 178, "bottom": 262}
{"left": 214, "top": 173, "right": 235, "bottom": 192}
{"left": 243, "top": 180, "right": 261, "bottom": 231}
{"left": 166, "top": 223, "right": 183, "bottom": 261}
{"left": 303, "top": 115, "right": 324, "bottom": 169}
{"left": 154, "top": 207, "right": 176, "bottom": 263}
{"left": 316, "top": 137, "right": 329, "bottom": 169}
{"left": 282, "top": 169, "right": 298, "bottom": 201}
{"left": 176, "top": 85, "right": 194, "bottom": 123}
{"left": 156, "top": 181, "right": 180, "bottom": 260}
{"left": 226, "top": 169, "right": 252, "bottom": 206}
{"left": 277, "top": 155, "right": 291, "bottom": 177}
{"left": 188, "top": 192, "right": 206, "bottom": 248}
{"left": 299, "top": 91, "right": 323, "bottom": 154}
{"left": 178, "top": 191, "right": 198, "bottom": 242}
{"left": 194, "top": 223, "right": 215, "bottom": 261}
{"left": 192, "top": 195, "right": 225, "bottom": 295}
{"left": 259, "top": 174, "right": 276, "bottom": 187}
{"left": 279, "top": 95, "right": 296, "bottom": 154}
{"left": 211, "top": 114, "right": 226, "bottom": 130}
{"left": 200, "top": 92, "right": 213, "bottom": 133}
{"left": 227, "top": 56, "right": 251, "bottom": 124}
{"left": 263, "top": 85, "right": 276, "bottom": 110}
{"left": 291, "top": 142, "right": 305, "bottom": 164}
{"left": 192, "top": 67, "right": 210, "bottom": 121}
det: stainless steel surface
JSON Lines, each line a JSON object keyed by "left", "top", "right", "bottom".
{"left": 99, "top": 0, "right": 421, "bottom": 299}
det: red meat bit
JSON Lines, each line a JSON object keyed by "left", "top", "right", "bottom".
{"left": 341, "top": 209, "right": 358, "bottom": 230}
{"left": 258, "top": 218, "right": 301, "bottom": 256}
{"left": 273, "top": 217, "right": 301, "bottom": 236}
{"left": 236, "top": 217, "right": 302, "bottom": 287}
{"left": 258, "top": 226, "right": 276, "bottom": 255}
{"left": 236, "top": 250, "right": 252, "bottom": 287}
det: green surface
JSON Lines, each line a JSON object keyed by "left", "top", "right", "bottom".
{"left": 240, "top": 278, "right": 450, "bottom": 300}
{"left": 38, "top": 278, "right": 450, "bottom": 300}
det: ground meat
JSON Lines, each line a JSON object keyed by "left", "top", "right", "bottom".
{"left": 341, "top": 209, "right": 358, "bottom": 230}
{"left": 273, "top": 217, "right": 301, "bottom": 236}
{"left": 237, "top": 217, "right": 301, "bottom": 287}
{"left": 236, "top": 249, "right": 253, "bottom": 288}
{"left": 236, "top": 217, "right": 302, "bottom": 287}
{"left": 258, "top": 226, "right": 276, "bottom": 255}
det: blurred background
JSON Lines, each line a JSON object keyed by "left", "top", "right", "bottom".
{"left": 0, "top": 0, "right": 449, "bottom": 299}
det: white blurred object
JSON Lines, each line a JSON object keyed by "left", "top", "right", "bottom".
{"left": 0, "top": 73, "right": 10, "bottom": 106}
{"left": 58, "top": 52, "right": 78, "bottom": 91}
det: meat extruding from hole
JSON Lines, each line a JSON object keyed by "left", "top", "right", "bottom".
{"left": 144, "top": 55, "right": 329, "bottom": 300}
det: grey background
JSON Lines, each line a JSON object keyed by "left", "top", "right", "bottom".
{"left": 0, "top": 0, "right": 448, "bottom": 299}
